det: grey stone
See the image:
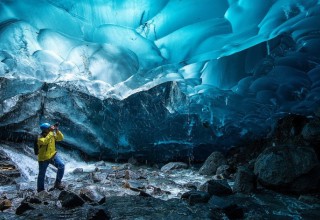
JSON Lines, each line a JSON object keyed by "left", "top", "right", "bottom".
{"left": 233, "top": 166, "right": 256, "bottom": 193}
{"left": 199, "top": 179, "right": 233, "bottom": 196}
{"left": 199, "top": 152, "right": 226, "bottom": 175}
{"left": 181, "top": 190, "right": 210, "bottom": 205}
{"left": 72, "top": 168, "right": 84, "bottom": 174}
{"left": 58, "top": 190, "right": 85, "bottom": 208}
{"left": 160, "top": 162, "right": 188, "bottom": 172}
{"left": 216, "top": 164, "right": 231, "bottom": 178}
{"left": 80, "top": 187, "right": 105, "bottom": 203}
{"left": 254, "top": 146, "right": 319, "bottom": 188}
{"left": 289, "top": 165, "right": 320, "bottom": 193}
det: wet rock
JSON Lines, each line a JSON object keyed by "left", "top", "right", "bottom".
{"left": 199, "top": 151, "right": 227, "bottom": 175}
{"left": 146, "top": 186, "right": 171, "bottom": 196}
{"left": 112, "top": 163, "right": 131, "bottom": 171}
{"left": 72, "top": 168, "right": 84, "bottom": 174}
{"left": 181, "top": 190, "right": 210, "bottom": 205}
{"left": 160, "top": 162, "right": 188, "bottom": 172}
{"left": 58, "top": 190, "right": 85, "bottom": 208}
{"left": 90, "top": 172, "right": 107, "bottom": 183}
{"left": 95, "top": 161, "right": 106, "bottom": 167}
{"left": 233, "top": 166, "right": 256, "bottom": 193}
{"left": 183, "top": 182, "right": 199, "bottom": 190}
{"left": 216, "top": 165, "right": 231, "bottom": 178}
{"left": 15, "top": 202, "right": 35, "bottom": 215}
{"left": 254, "top": 146, "right": 319, "bottom": 191}
{"left": 28, "top": 197, "right": 42, "bottom": 204}
{"left": 80, "top": 187, "right": 105, "bottom": 203}
{"left": 0, "top": 199, "right": 12, "bottom": 212}
{"left": 126, "top": 180, "right": 146, "bottom": 192}
{"left": 289, "top": 165, "right": 320, "bottom": 193}
{"left": 87, "top": 207, "right": 111, "bottom": 220}
{"left": 199, "top": 179, "right": 233, "bottom": 196}
{"left": 113, "top": 169, "right": 141, "bottom": 179}
{"left": 139, "top": 191, "right": 153, "bottom": 197}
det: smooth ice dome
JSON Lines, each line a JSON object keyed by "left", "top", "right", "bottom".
{"left": 1, "top": 0, "right": 320, "bottom": 162}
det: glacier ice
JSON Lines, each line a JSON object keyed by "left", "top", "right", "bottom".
{"left": 0, "top": 0, "right": 320, "bottom": 162}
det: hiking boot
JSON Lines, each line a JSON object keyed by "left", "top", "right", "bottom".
{"left": 54, "top": 181, "right": 65, "bottom": 190}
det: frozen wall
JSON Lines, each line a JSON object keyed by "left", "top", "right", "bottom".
{"left": 0, "top": 0, "right": 320, "bottom": 162}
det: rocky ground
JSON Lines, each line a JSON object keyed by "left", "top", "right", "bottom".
{"left": 1, "top": 114, "right": 320, "bottom": 219}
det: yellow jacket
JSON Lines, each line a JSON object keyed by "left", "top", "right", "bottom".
{"left": 37, "top": 131, "right": 64, "bottom": 161}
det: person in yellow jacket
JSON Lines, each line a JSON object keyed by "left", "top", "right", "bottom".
{"left": 37, "top": 122, "right": 65, "bottom": 192}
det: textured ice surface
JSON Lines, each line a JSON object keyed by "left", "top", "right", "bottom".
{"left": 0, "top": 0, "right": 320, "bottom": 162}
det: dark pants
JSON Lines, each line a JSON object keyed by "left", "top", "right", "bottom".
{"left": 37, "top": 154, "right": 65, "bottom": 192}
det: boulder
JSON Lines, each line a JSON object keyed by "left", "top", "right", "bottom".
{"left": 199, "top": 179, "right": 233, "bottom": 196}
{"left": 58, "top": 190, "right": 85, "bottom": 208}
{"left": 181, "top": 190, "right": 210, "bottom": 205}
{"left": 199, "top": 152, "right": 226, "bottom": 175}
{"left": 72, "top": 168, "right": 84, "bottom": 174}
{"left": 160, "top": 162, "right": 188, "bottom": 172}
{"left": 289, "top": 165, "right": 320, "bottom": 193}
{"left": 114, "top": 170, "right": 142, "bottom": 180}
{"left": 183, "top": 182, "right": 200, "bottom": 190}
{"left": 80, "top": 187, "right": 105, "bottom": 203}
{"left": 216, "top": 165, "right": 232, "bottom": 178}
{"left": 254, "top": 146, "right": 319, "bottom": 190}
{"left": 139, "top": 191, "right": 153, "bottom": 197}
{"left": 233, "top": 166, "right": 256, "bottom": 193}
{"left": 126, "top": 180, "right": 146, "bottom": 192}
{"left": 90, "top": 172, "right": 107, "bottom": 183}
{"left": 28, "top": 197, "right": 42, "bottom": 204}
{"left": 95, "top": 161, "right": 107, "bottom": 167}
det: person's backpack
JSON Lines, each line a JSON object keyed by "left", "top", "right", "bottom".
{"left": 33, "top": 137, "right": 39, "bottom": 155}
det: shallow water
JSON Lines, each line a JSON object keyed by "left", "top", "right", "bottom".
{"left": 0, "top": 144, "right": 210, "bottom": 200}
{"left": 1, "top": 143, "right": 319, "bottom": 219}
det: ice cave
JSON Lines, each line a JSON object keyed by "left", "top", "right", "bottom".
{"left": 0, "top": 0, "right": 320, "bottom": 219}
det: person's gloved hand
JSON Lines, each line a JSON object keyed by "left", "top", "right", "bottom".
{"left": 49, "top": 125, "right": 58, "bottom": 131}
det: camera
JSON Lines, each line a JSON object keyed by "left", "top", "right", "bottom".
{"left": 53, "top": 122, "right": 60, "bottom": 127}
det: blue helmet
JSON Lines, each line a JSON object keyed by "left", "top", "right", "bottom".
{"left": 40, "top": 123, "right": 51, "bottom": 131}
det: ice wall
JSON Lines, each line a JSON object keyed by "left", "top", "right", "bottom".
{"left": 1, "top": 0, "right": 320, "bottom": 162}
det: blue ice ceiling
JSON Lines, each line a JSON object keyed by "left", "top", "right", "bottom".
{"left": 0, "top": 0, "right": 320, "bottom": 162}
